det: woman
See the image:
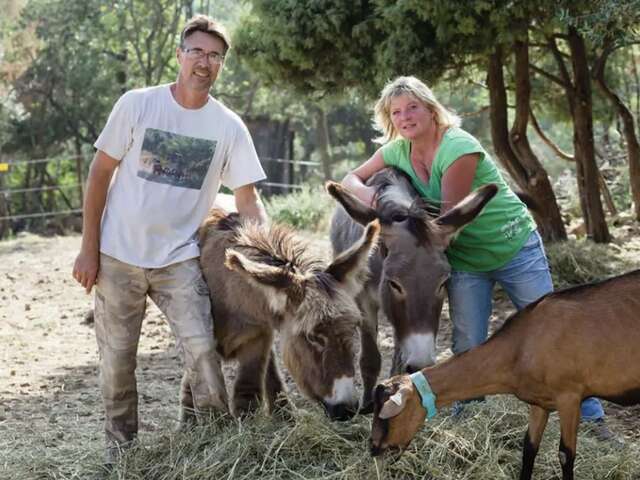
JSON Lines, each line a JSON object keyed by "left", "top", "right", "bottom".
{"left": 342, "top": 76, "right": 610, "bottom": 434}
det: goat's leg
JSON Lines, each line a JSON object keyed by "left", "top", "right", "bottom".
{"left": 358, "top": 300, "right": 381, "bottom": 414}
{"left": 231, "top": 332, "right": 271, "bottom": 417}
{"left": 519, "top": 404, "right": 549, "bottom": 480}
{"left": 264, "top": 347, "right": 289, "bottom": 413}
{"left": 556, "top": 396, "right": 581, "bottom": 480}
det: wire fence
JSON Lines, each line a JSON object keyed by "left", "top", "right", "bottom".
{"left": 0, "top": 155, "right": 320, "bottom": 223}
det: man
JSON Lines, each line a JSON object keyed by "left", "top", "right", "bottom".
{"left": 72, "top": 15, "right": 267, "bottom": 462}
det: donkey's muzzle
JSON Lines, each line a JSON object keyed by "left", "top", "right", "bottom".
{"left": 323, "top": 401, "right": 357, "bottom": 421}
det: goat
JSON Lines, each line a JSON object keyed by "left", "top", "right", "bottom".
{"left": 370, "top": 269, "right": 640, "bottom": 479}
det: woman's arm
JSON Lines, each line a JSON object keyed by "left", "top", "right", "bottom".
{"left": 341, "top": 149, "right": 386, "bottom": 207}
{"left": 440, "top": 153, "right": 479, "bottom": 214}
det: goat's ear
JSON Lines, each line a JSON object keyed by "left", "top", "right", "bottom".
{"left": 378, "top": 384, "right": 413, "bottom": 419}
{"left": 225, "top": 249, "right": 305, "bottom": 314}
{"left": 326, "top": 181, "right": 378, "bottom": 226}
{"left": 435, "top": 184, "right": 498, "bottom": 246}
{"left": 326, "top": 220, "right": 379, "bottom": 296}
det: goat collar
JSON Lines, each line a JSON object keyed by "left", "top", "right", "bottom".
{"left": 410, "top": 371, "right": 437, "bottom": 419}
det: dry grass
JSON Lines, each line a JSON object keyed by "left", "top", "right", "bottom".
{"left": 3, "top": 218, "right": 640, "bottom": 480}
{"left": 3, "top": 397, "right": 638, "bottom": 480}
{"left": 546, "top": 237, "right": 640, "bottom": 289}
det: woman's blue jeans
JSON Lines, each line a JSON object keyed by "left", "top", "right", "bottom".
{"left": 446, "top": 230, "right": 604, "bottom": 421}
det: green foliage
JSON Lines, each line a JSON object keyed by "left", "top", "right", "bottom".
{"left": 265, "top": 185, "right": 334, "bottom": 231}
{"left": 557, "top": 0, "right": 640, "bottom": 46}
{"left": 235, "top": 1, "right": 381, "bottom": 96}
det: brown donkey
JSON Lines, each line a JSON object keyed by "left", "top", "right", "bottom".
{"left": 192, "top": 208, "right": 379, "bottom": 420}
{"left": 370, "top": 270, "right": 640, "bottom": 480}
{"left": 328, "top": 169, "right": 497, "bottom": 411}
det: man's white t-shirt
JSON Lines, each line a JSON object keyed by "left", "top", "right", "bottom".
{"left": 94, "top": 84, "right": 266, "bottom": 268}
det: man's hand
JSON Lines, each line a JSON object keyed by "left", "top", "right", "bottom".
{"left": 73, "top": 248, "right": 99, "bottom": 294}
{"left": 234, "top": 184, "right": 268, "bottom": 224}
{"left": 71, "top": 149, "right": 119, "bottom": 295}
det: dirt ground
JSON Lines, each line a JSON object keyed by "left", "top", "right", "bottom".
{"left": 1, "top": 232, "right": 639, "bottom": 470}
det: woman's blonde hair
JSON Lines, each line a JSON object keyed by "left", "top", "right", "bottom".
{"left": 373, "top": 76, "right": 461, "bottom": 144}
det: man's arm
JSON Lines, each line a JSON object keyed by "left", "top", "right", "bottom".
{"left": 234, "top": 183, "right": 268, "bottom": 224}
{"left": 72, "top": 150, "right": 119, "bottom": 293}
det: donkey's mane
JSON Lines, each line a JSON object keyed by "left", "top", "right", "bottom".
{"left": 234, "top": 222, "right": 326, "bottom": 275}
{"left": 235, "top": 219, "right": 360, "bottom": 336}
{"left": 367, "top": 167, "right": 441, "bottom": 245}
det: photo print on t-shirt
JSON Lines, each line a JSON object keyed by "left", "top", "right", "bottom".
{"left": 137, "top": 128, "right": 216, "bottom": 190}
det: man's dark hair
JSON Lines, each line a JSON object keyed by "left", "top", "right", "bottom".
{"left": 180, "top": 15, "right": 230, "bottom": 53}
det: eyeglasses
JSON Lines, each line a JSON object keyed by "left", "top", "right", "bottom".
{"left": 182, "top": 47, "right": 225, "bottom": 64}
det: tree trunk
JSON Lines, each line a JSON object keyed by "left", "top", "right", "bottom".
{"left": 314, "top": 107, "right": 333, "bottom": 181}
{"left": 487, "top": 47, "right": 528, "bottom": 183}
{"left": 184, "top": 0, "right": 193, "bottom": 19}
{"left": 593, "top": 47, "right": 640, "bottom": 221}
{"left": 530, "top": 107, "right": 617, "bottom": 217}
{"left": 566, "top": 26, "right": 610, "bottom": 242}
{"left": 117, "top": 8, "right": 128, "bottom": 94}
{"left": 509, "top": 39, "right": 566, "bottom": 241}
{"left": 487, "top": 47, "right": 564, "bottom": 241}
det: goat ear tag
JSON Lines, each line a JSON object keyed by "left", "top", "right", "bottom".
{"left": 378, "top": 388, "right": 408, "bottom": 419}
{"left": 390, "top": 391, "right": 403, "bottom": 406}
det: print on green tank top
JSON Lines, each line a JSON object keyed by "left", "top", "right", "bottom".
{"left": 380, "top": 127, "right": 535, "bottom": 272}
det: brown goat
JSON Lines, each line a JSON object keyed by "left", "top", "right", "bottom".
{"left": 370, "top": 270, "right": 640, "bottom": 480}
{"left": 328, "top": 172, "right": 498, "bottom": 411}
{"left": 192, "top": 208, "right": 379, "bottom": 420}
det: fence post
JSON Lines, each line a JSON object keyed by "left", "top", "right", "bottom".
{"left": 0, "top": 155, "right": 9, "bottom": 239}
{"left": 75, "top": 142, "right": 85, "bottom": 208}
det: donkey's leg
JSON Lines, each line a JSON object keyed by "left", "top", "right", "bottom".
{"left": 232, "top": 330, "right": 271, "bottom": 417}
{"left": 179, "top": 373, "right": 196, "bottom": 428}
{"left": 264, "top": 347, "right": 289, "bottom": 413}
{"left": 556, "top": 396, "right": 581, "bottom": 480}
{"left": 390, "top": 344, "right": 404, "bottom": 376}
{"left": 359, "top": 297, "right": 381, "bottom": 414}
{"left": 519, "top": 404, "right": 549, "bottom": 480}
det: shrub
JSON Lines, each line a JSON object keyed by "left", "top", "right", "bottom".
{"left": 265, "top": 185, "right": 335, "bottom": 231}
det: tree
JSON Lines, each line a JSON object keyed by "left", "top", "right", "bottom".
{"left": 238, "top": 0, "right": 569, "bottom": 239}
{"left": 584, "top": 0, "right": 640, "bottom": 220}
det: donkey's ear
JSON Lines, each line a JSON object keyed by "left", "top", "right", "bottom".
{"left": 435, "top": 184, "right": 498, "bottom": 246}
{"left": 378, "top": 384, "right": 414, "bottom": 419}
{"left": 326, "top": 220, "right": 379, "bottom": 296}
{"left": 225, "top": 249, "right": 305, "bottom": 314}
{"left": 326, "top": 181, "right": 378, "bottom": 226}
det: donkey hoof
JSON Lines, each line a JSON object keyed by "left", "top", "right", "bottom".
{"left": 231, "top": 397, "right": 260, "bottom": 418}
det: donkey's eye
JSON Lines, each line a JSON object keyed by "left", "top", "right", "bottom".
{"left": 308, "top": 333, "right": 328, "bottom": 351}
{"left": 387, "top": 279, "right": 404, "bottom": 295}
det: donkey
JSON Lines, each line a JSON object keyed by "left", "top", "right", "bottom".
{"left": 192, "top": 208, "right": 379, "bottom": 420}
{"left": 328, "top": 169, "right": 498, "bottom": 411}
{"left": 370, "top": 269, "right": 640, "bottom": 479}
